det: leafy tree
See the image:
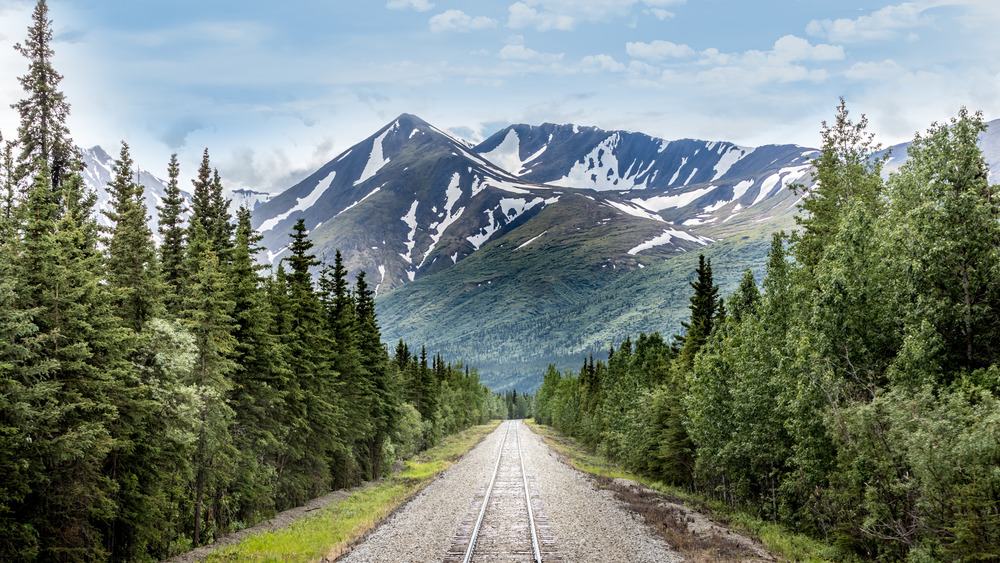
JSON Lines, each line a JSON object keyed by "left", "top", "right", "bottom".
{"left": 792, "top": 98, "right": 886, "bottom": 271}
{"left": 885, "top": 108, "right": 1000, "bottom": 376}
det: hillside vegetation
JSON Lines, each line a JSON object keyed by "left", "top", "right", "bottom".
{"left": 534, "top": 102, "right": 1000, "bottom": 561}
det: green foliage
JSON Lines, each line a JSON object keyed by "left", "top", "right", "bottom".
{"left": 535, "top": 104, "right": 1000, "bottom": 560}
{"left": 158, "top": 153, "right": 186, "bottom": 314}
{"left": 0, "top": 6, "right": 500, "bottom": 560}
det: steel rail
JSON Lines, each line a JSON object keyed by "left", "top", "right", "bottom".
{"left": 461, "top": 420, "right": 543, "bottom": 563}
{"left": 462, "top": 421, "right": 510, "bottom": 563}
{"left": 515, "top": 421, "right": 543, "bottom": 563}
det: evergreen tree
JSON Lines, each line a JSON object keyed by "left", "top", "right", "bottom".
{"left": 674, "top": 254, "right": 721, "bottom": 371}
{"left": 283, "top": 220, "right": 341, "bottom": 500}
{"left": 12, "top": 0, "right": 80, "bottom": 200}
{"left": 355, "top": 270, "right": 398, "bottom": 478}
{"left": 227, "top": 206, "right": 287, "bottom": 523}
{"left": 103, "top": 141, "right": 163, "bottom": 331}
{"left": 15, "top": 165, "right": 118, "bottom": 561}
{"left": 208, "top": 168, "right": 233, "bottom": 264}
{"left": 158, "top": 153, "right": 186, "bottom": 313}
{"left": 181, "top": 222, "right": 237, "bottom": 546}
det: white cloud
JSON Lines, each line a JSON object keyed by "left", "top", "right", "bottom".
{"left": 498, "top": 39, "right": 564, "bottom": 63}
{"left": 429, "top": 9, "right": 498, "bottom": 33}
{"left": 386, "top": 0, "right": 435, "bottom": 12}
{"left": 626, "top": 40, "right": 694, "bottom": 61}
{"left": 844, "top": 59, "right": 905, "bottom": 81}
{"left": 679, "top": 35, "right": 843, "bottom": 89}
{"left": 647, "top": 8, "right": 675, "bottom": 20}
{"left": 580, "top": 54, "right": 627, "bottom": 72}
{"left": 806, "top": 2, "right": 928, "bottom": 43}
{"left": 508, "top": 2, "right": 575, "bottom": 31}
{"left": 508, "top": 0, "right": 685, "bottom": 31}
{"left": 771, "top": 35, "right": 844, "bottom": 62}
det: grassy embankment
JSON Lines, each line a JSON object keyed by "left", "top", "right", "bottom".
{"left": 527, "top": 420, "right": 840, "bottom": 563}
{"left": 205, "top": 421, "right": 500, "bottom": 562}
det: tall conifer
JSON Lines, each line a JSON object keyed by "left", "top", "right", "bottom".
{"left": 158, "top": 153, "right": 186, "bottom": 313}
{"left": 12, "top": 0, "right": 79, "bottom": 200}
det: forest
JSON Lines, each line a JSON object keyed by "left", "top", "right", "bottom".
{"left": 535, "top": 99, "right": 1000, "bottom": 561}
{"left": 0, "top": 3, "right": 514, "bottom": 561}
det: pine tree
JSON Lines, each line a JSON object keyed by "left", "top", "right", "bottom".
{"left": 158, "top": 153, "right": 186, "bottom": 313}
{"left": 182, "top": 222, "right": 237, "bottom": 546}
{"left": 283, "top": 220, "right": 341, "bottom": 499}
{"left": 12, "top": 0, "right": 80, "bottom": 200}
{"left": 674, "top": 254, "right": 721, "bottom": 371}
{"left": 103, "top": 141, "right": 163, "bottom": 331}
{"left": 15, "top": 164, "right": 118, "bottom": 560}
{"left": 227, "top": 206, "right": 287, "bottom": 522}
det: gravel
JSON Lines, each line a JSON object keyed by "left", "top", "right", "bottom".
{"left": 341, "top": 420, "right": 681, "bottom": 563}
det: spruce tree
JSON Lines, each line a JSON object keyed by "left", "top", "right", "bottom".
{"left": 15, "top": 165, "right": 118, "bottom": 560}
{"left": 675, "top": 254, "right": 721, "bottom": 371}
{"left": 355, "top": 270, "right": 398, "bottom": 478}
{"left": 158, "top": 153, "right": 186, "bottom": 313}
{"left": 227, "top": 206, "right": 287, "bottom": 522}
{"left": 12, "top": 0, "right": 80, "bottom": 200}
{"left": 103, "top": 141, "right": 163, "bottom": 331}
{"left": 284, "top": 220, "right": 342, "bottom": 499}
{"left": 209, "top": 168, "right": 234, "bottom": 263}
{"left": 182, "top": 222, "right": 237, "bottom": 546}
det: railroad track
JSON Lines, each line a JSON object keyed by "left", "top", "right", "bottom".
{"left": 445, "top": 421, "right": 560, "bottom": 562}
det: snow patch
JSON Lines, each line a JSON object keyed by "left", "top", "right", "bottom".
{"left": 627, "top": 229, "right": 713, "bottom": 255}
{"left": 751, "top": 164, "right": 810, "bottom": 206}
{"left": 335, "top": 186, "right": 382, "bottom": 217}
{"left": 516, "top": 230, "right": 547, "bottom": 250}
{"left": 732, "top": 179, "right": 755, "bottom": 200}
{"left": 551, "top": 133, "right": 649, "bottom": 191}
{"left": 399, "top": 200, "right": 419, "bottom": 263}
{"left": 259, "top": 170, "right": 337, "bottom": 233}
{"left": 479, "top": 130, "right": 523, "bottom": 174}
{"left": 684, "top": 167, "right": 699, "bottom": 185}
{"left": 355, "top": 129, "right": 391, "bottom": 186}
{"left": 604, "top": 200, "right": 666, "bottom": 222}
{"left": 632, "top": 186, "right": 715, "bottom": 212}
{"left": 668, "top": 157, "right": 688, "bottom": 185}
{"left": 375, "top": 265, "right": 386, "bottom": 296}
{"left": 712, "top": 146, "right": 754, "bottom": 180}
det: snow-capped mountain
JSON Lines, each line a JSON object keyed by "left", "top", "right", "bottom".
{"left": 474, "top": 123, "right": 817, "bottom": 234}
{"left": 251, "top": 114, "right": 710, "bottom": 294}
{"left": 80, "top": 146, "right": 274, "bottom": 241}
{"left": 80, "top": 146, "right": 183, "bottom": 242}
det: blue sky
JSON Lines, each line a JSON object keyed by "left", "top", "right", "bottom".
{"left": 1, "top": 0, "right": 999, "bottom": 193}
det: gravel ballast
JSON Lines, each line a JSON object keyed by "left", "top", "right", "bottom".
{"left": 341, "top": 420, "right": 681, "bottom": 562}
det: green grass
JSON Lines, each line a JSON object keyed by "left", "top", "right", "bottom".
{"left": 526, "top": 420, "right": 839, "bottom": 563}
{"left": 204, "top": 421, "right": 501, "bottom": 562}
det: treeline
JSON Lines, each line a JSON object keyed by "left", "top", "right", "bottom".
{"left": 535, "top": 101, "right": 1000, "bottom": 561}
{"left": 0, "top": 2, "right": 502, "bottom": 561}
